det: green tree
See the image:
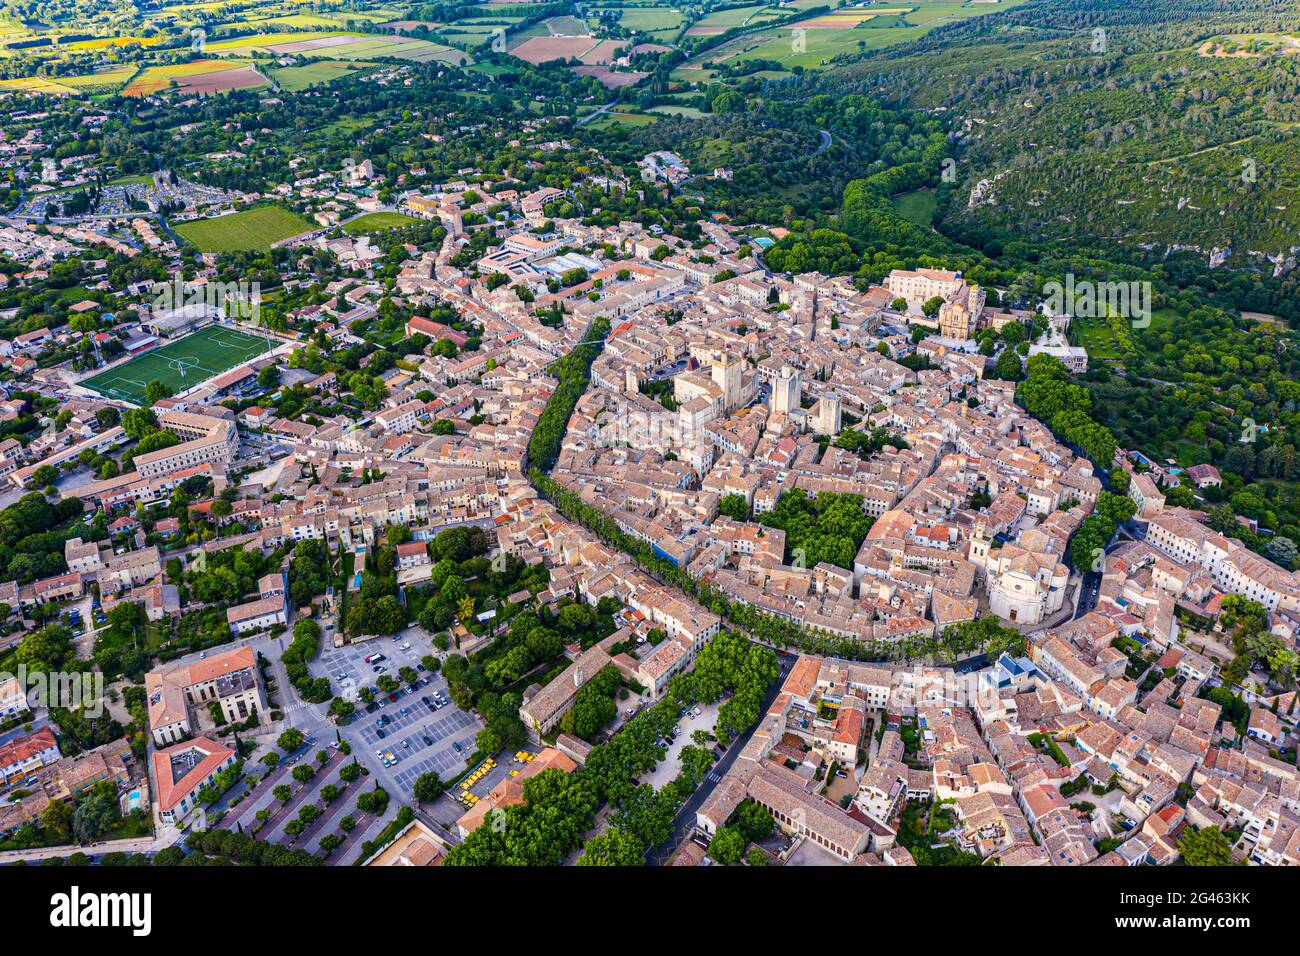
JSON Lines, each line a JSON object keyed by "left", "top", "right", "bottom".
{"left": 413, "top": 772, "right": 446, "bottom": 802}
{"left": 707, "top": 825, "right": 746, "bottom": 864}
{"left": 144, "top": 380, "right": 175, "bottom": 406}
{"left": 1178, "top": 826, "right": 1238, "bottom": 866}
{"left": 719, "top": 494, "right": 750, "bottom": 522}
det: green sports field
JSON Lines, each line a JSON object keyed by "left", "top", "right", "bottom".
{"left": 81, "top": 326, "right": 275, "bottom": 405}
{"left": 172, "top": 205, "right": 314, "bottom": 252}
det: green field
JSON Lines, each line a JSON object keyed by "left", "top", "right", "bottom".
{"left": 343, "top": 211, "right": 423, "bottom": 233}
{"left": 173, "top": 205, "right": 314, "bottom": 252}
{"left": 677, "top": 0, "right": 1032, "bottom": 74}
{"left": 1072, "top": 308, "right": 1176, "bottom": 360}
{"left": 270, "top": 60, "right": 367, "bottom": 91}
{"left": 596, "top": 6, "right": 683, "bottom": 39}
{"left": 1071, "top": 315, "right": 1122, "bottom": 359}
{"left": 204, "top": 29, "right": 466, "bottom": 63}
{"left": 893, "top": 188, "right": 937, "bottom": 226}
{"left": 648, "top": 104, "right": 706, "bottom": 119}
{"left": 587, "top": 110, "right": 660, "bottom": 129}
{"left": 81, "top": 326, "right": 276, "bottom": 405}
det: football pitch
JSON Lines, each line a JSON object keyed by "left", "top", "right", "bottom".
{"left": 81, "top": 326, "right": 275, "bottom": 405}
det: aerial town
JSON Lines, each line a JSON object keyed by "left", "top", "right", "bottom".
{"left": 0, "top": 152, "right": 1294, "bottom": 871}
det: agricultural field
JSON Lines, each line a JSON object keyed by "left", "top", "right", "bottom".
{"left": 647, "top": 103, "right": 706, "bottom": 119}
{"left": 172, "top": 205, "right": 314, "bottom": 252}
{"left": 56, "top": 66, "right": 139, "bottom": 94}
{"left": 382, "top": 19, "right": 443, "bottom": 33}
{"left": 509, "top": 34, "right": 605, "bottom": 64}
{"left": 585, "top": 107, "right": 660, "bottom": 129}
{"left": 81, "top": 326, "right": 276, "bottom": 405}
{"left": 204, "top": 30, "right": 469, "bottom": 65}
{"left": 435, "top": 19, "right": 523, "bottom": 49}
{"left": 269, "top": 59, "right": 369, "bottom": 91}
{"left": 60, "top": 35, "right": 161, "bottom": 52}
{"left": 1197, "top": 33, "right": 1300, "bottom": 58}
{"left": 544, "top": 15, "right": 587, "bottom": 35}
{"left": 0, "top": 65, "right": 138, "bottom": 96}
{"left": 684, "top": 3, "right": 781, "bottom": 36}
{"left": 572, "top": 64, "right": 647, "bottom": 87}
{"left": 677, "top": 0, "right": 1029, "bottom": 73}
{"left": 592, "top": 6, "right": 684, "bottom": 41}
{"left": 506, "top": 13, "right": 636, "bottom": 76}
{"left": 343, "top": 211, "right": 422, "bottom": 234}
{"left": 121, "top": 59, "right": 267, "bottom": 96}
{"left": 161, "top": 0, "right": 402, "bottom": 23}
{"left": 0, "top": 75, "right": 77, "bottom": 95}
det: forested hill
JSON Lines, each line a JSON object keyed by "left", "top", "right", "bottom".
{"left": 838, "top": 0, "right": 1300, "bottom": 275}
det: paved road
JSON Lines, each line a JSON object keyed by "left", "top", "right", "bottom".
{"left": 0, "top": 827, "right": 179, "bottom": 864}
{"left": 646, "top": 652, "right": 794, "bottom": 865}
{"left": 575, "top": 100, "right": 618, "bottom": 127}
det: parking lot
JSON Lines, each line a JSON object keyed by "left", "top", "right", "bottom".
{"left": 309, "top": 632, "right": 483, "bottom": 802}
{"left": 647, "top": 358, "right": 687, "bottom": 381}
{"left": 426, "top": 745, "right": 545, "bottom": 828}
{"left": 315, "top": 634, "right": 429, "bottom": 699}
{"left": 644, "top": 699, "right": 722, "bottom": 791}
{"left": 361, "top": 698, "right": 479, "bottom": 782}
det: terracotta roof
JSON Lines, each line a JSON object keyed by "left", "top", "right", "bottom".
{"left": 151, "top": 737, "right": 233, "bottom": 812}
{"left": 0, "top": 727, "right": 58, "bottom": 768}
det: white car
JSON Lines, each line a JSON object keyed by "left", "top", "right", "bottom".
{"left": 400, "top": 642, "right": 411, "bottom": 651}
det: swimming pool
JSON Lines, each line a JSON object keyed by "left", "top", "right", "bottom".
{"left": 126, "top": 789, "right": 142, "bottom": 811}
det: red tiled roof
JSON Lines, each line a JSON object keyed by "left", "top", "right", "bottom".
{"left": 0, "top": 727, "right": 57, "bottom": 767}
{"left": 151, "top": 737, "right": 233, "bottom": 812}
